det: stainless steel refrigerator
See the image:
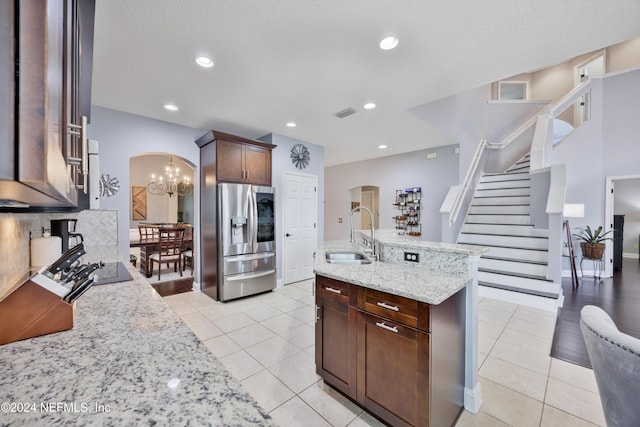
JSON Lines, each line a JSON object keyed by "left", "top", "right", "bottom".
{"left": 217, "top": 183, "right": 276, "bottom": 301}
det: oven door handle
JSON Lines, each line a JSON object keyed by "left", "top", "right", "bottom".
{"left": 227, "top": 269, "right": 276, "bottom": 281}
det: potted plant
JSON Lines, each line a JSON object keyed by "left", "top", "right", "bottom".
{"left": 573, "top": 225, "right": 613, "bottom": 260}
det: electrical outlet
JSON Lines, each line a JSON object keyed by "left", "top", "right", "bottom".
{"left": 634, "top": 244, "right": 639, "bottom": 249}
{"left": 404, "top": 252, "right": 419, "bottom": 262}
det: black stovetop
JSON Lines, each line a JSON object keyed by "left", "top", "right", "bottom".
{"left": 94, "top": 262, "right": 132, "bottom": 285}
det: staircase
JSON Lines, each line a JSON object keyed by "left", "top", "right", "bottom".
{"left": 457, "top": 155, "right": 562, "bottom": 306}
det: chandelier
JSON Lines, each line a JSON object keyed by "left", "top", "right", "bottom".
{"left": 147, "top": 156, "right": 193, "bottom": 197}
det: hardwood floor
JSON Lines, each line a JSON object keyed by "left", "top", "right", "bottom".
{"left": 551, "top": 258, "right": 640, "bottom": 368}
{"left": 151, "top": 277, "right": 193, "bottom": 297}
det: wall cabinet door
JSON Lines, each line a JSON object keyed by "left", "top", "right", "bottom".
{"left": 18, "top": 0, "right": 70, "bottom": 203}
{"left": 217, "top": 140, "right": 245, "bottom": 183}
{"left": 243, "top": 144, "right": 271, "bottom": 186}
{"left": 362, "top": 313, "right": 430, "bottom": 427}
{"left": 217, "top": 140, "right": 271, "bottom": 186}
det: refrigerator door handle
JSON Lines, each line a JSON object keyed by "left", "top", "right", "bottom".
{"left": 225, "top": 253, "right": 275, "bottom": 262}
{"left": 250, "top": 189, "right": 258, "bottom": 250}
{"left": 227, "top": 269, "right": 276, "bottom": 281}
{"left": 245, "top": 186, "right": 254, "bottom": 252}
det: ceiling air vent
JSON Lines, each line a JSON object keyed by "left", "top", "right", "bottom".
{"left": 335, "top": 107, "right": 357, "bottom": 119}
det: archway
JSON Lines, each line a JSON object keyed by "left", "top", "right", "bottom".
{"left": 349, "top": 185, "right": 380, "bottom": 231}
{"left": 129, "top": 153, "right": 195, "bottom": 228}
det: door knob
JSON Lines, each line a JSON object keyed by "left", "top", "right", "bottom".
{"left": 286, "top": 233, "right": 292, "bottom": 237}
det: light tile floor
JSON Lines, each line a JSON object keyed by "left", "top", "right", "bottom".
{"left": 163, "top": 281, "right": 606, "bottom": 427}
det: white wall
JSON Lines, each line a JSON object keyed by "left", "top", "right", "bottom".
{"left": 324, "top": 144, "right": 459, "bottom": 242}
{"left": 543, "top": 69, "right": 640, "bottom": 266}
{"left": 88, "top": 106, "right": 203, "bottom": 260}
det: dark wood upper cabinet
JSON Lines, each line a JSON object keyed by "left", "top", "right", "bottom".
{"left": 196, "top": 130, "right": 276, "bottom": 186}
{"left": 0, "top": 0, "right": 94, "bottom": 210}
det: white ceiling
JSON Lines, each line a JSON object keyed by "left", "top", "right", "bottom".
{"left": 92, "top": 0, "right": 640, "bottom": 166}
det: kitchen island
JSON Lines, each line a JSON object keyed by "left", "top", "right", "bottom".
{"left": 0, "top": 264, "right": 274, "bottom": 426}
{"left": 314, "top": 231, "right": 487, "bottom": 426}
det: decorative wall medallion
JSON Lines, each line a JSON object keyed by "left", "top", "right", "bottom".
{"left": 99, "top": 174, "right": 120, "bottom": 197}
{"left": 290, "top": 144, "right": 311, "bottom": 169}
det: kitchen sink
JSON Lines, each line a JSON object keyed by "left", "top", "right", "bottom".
{"left": 325, "top": 251, "right": 372, "bottom": 265}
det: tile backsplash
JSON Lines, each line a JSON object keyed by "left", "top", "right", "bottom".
{"left": 0, "top": 210, "right": 118, "bottom": 294}
{"left": 0, "top": 214, "right": 41, "bottom": 291}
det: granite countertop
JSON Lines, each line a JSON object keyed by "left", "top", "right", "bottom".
{"left": 0, "top": 264, "right": 275, "bottom": 427}
{"left": 372, "top": 229, "right": 487, "bottom": 255}
{"left": 314, "top": 238, "right": 479, "bottom": 305}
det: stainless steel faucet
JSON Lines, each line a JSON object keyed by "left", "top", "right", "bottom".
{"left": 349, "top": 206, "right": 377, "bottom": 260}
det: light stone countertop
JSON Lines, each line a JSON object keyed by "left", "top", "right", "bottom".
{"left": 372, "top": 229, "right": 487, "bottom": 255}
{"left": 314, "top": 237, "right": 483, "bottom": 305}
{"left": 0, "top": 264, "right": 275, "bottom": 427}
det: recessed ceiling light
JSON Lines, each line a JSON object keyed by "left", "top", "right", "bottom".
{"left": 195, "top": 56, "right": 214, "bottom": 68}
{"left": 286, "top": 122, "right": 297, "bottom": 128}
{"left": 379, "top": 36, "right": 399, "bottom": 50}
{"left": 364, "top": 103, "right": 376, "bottom": 110}
{"left": 378, "top": 144, "right": 387, "bottom": 149}
{"left": 164, "top": 103, "right": 179, "bottom": 111}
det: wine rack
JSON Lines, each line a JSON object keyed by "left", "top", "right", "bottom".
{"left": 393, "top": 187, "right": 421, "bottom": 236}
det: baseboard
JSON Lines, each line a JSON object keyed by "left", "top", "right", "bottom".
{"left": 623, "top": 252, "right": 639, "bottom": 259}
{"left": 562, "top": 269, "right": 605, "bottom": 277}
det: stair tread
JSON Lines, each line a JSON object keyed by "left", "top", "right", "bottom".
{"left": 458, "top": 242, "right": 548, "bottom": 252}
{"left": 478, "top": 186, "right": 531, "bottom": 191}
{"left": 474, "top": 196, "right": 531, "bottom": 199}
{"left": 470, "top": 204, "right": 530, "bottom": 207}
{"left": 483, "top": 172, "right": 529, "bottom": 176}
{"left": 481, "top": 255, "right": 548, "bottom": 266}
{"left": 467, "top": 213, "right": 530, "bottom": 216}
{"left": 479, "top": 268, "right": 552, "bottom": 282}
{"left": 478, "top": 282, "right": 559, "bottom": 299}
{"left": 464, "top": 221, "right": 534, "bottom": 227}
{"left": 460, "top": 232, "right": 548, "bottom": 239}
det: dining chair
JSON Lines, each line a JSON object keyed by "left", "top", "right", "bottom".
{"left": 148, "top": 228, "right": 185, "bottom": 281}
{"left": 182, "top": 249, "right": 193, "bottom": 275}
{"left": 580, "top": 305, "right": 640, "bottom": 427}
{"left": 138, "top": 224, "right": 159, "bottom": 240}
{"left": 177, "top": 223, "right": 194, "bottom": 275}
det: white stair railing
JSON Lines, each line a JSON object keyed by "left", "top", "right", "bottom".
{"left": 448, "top": 139, "right": 488, "bottom": 225}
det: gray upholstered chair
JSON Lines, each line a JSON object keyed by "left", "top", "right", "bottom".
{"left": 580, "top": 305, "right": 640, "bottom": 427}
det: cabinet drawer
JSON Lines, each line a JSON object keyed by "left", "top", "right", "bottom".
{"left": 316, "top": 276, "right": 350, "bottom": 304}
{"left": 364, "top": 289, "right": 430, "bottom": 331}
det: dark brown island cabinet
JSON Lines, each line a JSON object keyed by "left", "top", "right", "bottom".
{"left": 315, "top": 275, "right": 466, "bottom": 427}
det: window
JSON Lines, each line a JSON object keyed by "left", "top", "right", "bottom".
{"left": 498, "top": 81, "right": 528, "bottom": 100}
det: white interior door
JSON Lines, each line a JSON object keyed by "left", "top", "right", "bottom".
{"left": 283, "top": 172, "right": 318, "bottom": 284}
{"left": 361, "top": 190, "right": 374, "bottom": 230}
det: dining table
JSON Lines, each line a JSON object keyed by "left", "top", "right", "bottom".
{"left": 130, "top": 225, "right": 193, "bottom": 278}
